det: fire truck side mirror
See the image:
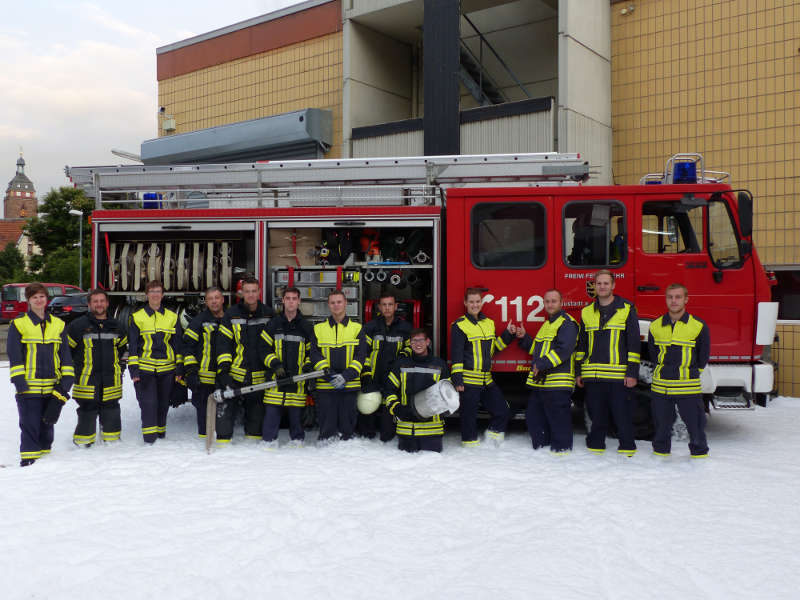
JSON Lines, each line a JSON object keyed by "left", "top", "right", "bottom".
{"left": 737, "top": 191, "right": 753, "bottom": 238}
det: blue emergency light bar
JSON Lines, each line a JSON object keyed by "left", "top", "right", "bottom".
{"left": 673, "top": 161, "right": 698, "bottom": 184}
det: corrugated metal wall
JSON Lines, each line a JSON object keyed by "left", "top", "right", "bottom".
{"left": 353, "top": 107, "right": 553, "bottom": 157}
{"left": 558, "top": 109, "right": 611, "bottom": 184}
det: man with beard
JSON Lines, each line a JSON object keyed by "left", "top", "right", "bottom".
{"left": 182, "top": 286, "right": 226, "bottom": 439}
{"left": 66, "top": 289, "right": 128, "bottom": 447}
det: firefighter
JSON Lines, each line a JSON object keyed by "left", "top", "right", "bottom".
{"left": 7, "top": 283, "right": 75, "bottom": 466}
{"left": 357, "top": 292, "right": 412, "bottom": 441}
{"left": 450, "top": 287, "right": 512, "bottom": 447}
{"left": 310, "top": 289, "right": 368, "bottom": 444}
{"left": 128, "top": 280, "right": 183, "bottom": 444}
{"left": 216, "top": 277, "right": 274, "bottom": 443}
{"left": 515, "top": 289, "right": 579, "bottom": 454}
{"left": 259, "top": 286, "right": 314, "bottom": 448}
{"left": 385, "top": 328, "right": 449, "bottom": 453}
{"left": 576, "top": 270, "right": 640, "bottom": 456}
{"left": 66, "top": 289, "right": 128, "bottom": 447}
{"left": 648, "top": 283, "right": 710, "bottom": 458}
{"left": 182, "top": 286, "right": 226, "bottom": 439}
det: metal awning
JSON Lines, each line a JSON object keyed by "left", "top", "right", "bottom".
{"left": 140, "top": 108, "right": 332, "bottom": 165}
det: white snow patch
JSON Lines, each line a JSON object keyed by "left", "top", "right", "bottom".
{"left": 1, "top": 365, "right": 798, "bottom": 599}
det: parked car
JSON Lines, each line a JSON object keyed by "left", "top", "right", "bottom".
{"left": 1, "top": 282, "right": 83, "bottom": 321}
{"left": 47, "top": 293, "right": 89, "bottom": 323}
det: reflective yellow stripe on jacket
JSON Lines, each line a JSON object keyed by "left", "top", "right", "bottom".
{"left": 12, "top": 314, "right": 73, "bottom": 395}
{"left": 650, "top": 315, "right": 705, "bottom": 395}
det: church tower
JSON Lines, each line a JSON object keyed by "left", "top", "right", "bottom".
{"left": 4, "top": 153, "right": 37, "bottom": 220}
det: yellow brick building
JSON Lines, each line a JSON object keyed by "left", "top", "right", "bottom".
{"left": 611, "top": 0, "right": 800, "bottom": 396}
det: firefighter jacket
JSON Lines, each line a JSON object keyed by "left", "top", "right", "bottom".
{"left": 362, "top": 316, "right": 412, "bottom": 392}
{"left": 182, "top": 308, "right": 223, "bottom": 386}
{"left": 260, "top": 310, "right": 314, "bottom": 407}
{"left": 128, "top": 305, "right": 183, "bottom": 378}
{"left": 648, "top": 312, "right": 710, "bottom": 396}
{"left": 217, "top": 301, "right": 273, "bottom": 385}
{"left": 311, "top": 316, "right": 367, "bottom": 391}
{"left": 67, "top": 314, "right": 127, "bottom": 402}
{"left": 385, "top": 352, "right": 449, "bottom": 437}
{"left": 518, "top": 310, "right": 579, "bottom": 390}
{"left": 576, "top": 296, "right": 641, "bottom": 382}
{"left": 8, "top": 310, "right": 74, "bottom": 397}
{"left": 450, "top": 312, "right": 509, "bottom": 388}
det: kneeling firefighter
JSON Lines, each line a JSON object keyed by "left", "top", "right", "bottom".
{"left": 384, "top": 328, "right": 455, "bottom": 453}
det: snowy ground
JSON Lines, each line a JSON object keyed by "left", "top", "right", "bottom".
{"left": 1, "top": 365, "right": 799, "bottom": 600}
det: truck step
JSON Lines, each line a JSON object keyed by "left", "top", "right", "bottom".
{"left": 711, "top": 396, "right": 754, "bottom": 410}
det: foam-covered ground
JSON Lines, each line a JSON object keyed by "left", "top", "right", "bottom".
{"left": 1, "top": 365, "right": 798, "bottom": 599}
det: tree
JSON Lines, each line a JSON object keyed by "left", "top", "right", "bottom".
{"left": 24, "top": 186, "right": 93, "bottom": 256}
{"left": 35, "top": 247, "right": 82, "bottom": 286}
{"left": 0, "top": 242, "right": 26, "bottom": 285}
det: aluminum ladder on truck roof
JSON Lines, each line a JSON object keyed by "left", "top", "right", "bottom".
{"left": 65, "top": 152, "right": 591, "bottom": 209}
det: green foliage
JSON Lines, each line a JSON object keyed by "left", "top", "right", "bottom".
{"left": 24, "top": 186, "right": 92, "bottom": 256}
{"left": 35, "top": 247, "right": 83, "bottom": 286}
{"left": 17, "top": 186, "right": 92, "bottom": 288}
{"left": 0, "top": 242, "right": 27, "bottom": 285}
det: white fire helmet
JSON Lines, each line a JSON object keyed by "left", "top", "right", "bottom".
{"left": 413, "top": 379, "right": 460, "bottom": 419}
{"left": 357, "top": 391, "right": 382, "bottom": 415}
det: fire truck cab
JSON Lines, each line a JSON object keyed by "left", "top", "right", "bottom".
{"left": 67, "top": 152, "right": 777, "bottom": 420}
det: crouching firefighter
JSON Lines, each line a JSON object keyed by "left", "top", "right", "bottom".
{"left": 128, "top": 280, "right": 183, "bottom": 444}
{"left": 648, "top": 283, "right": 710, "bottom": 458}
{"left": 259, "top": 286, "right": 314, "bottom": 448}
{"left": 66, "top": 289, "right": 128, "bottom": 447}
{"left": 182, "top": 286, "right": 226, "bottom": 439}
{"left": 514, "top": 289, "right": 579, "bottom": 454}
{"left": 385, "top": 329, "right": 451, "bottom": 453}
{"left": 7, "top": 283, "right": 75, "bottom": 466}
{"left": 216, "top": 277, "right": 273, "bottom": 444}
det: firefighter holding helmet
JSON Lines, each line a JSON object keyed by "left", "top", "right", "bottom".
{"left": 385, "top": 328, "right": 451, "bottom": 453}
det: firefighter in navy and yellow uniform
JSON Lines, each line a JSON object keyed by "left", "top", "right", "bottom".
{"left": 575, "top": 270, "right": 640, "bottom": 455}
{"left": 128, "top": 280, "right": 183, "bottom": 444}
{"left": 182, "top": 286, "right": 226, "bottom": 439}
{"left": 648, "top": 283, "right": 710, "bottom": 458}
{"left": 216, "top": 277, "right": 274, "bottom": 443}
{"left": 310, "top": 289, "right": 368, "bottom": 443}
{"left": 385, "top": 328, "right": 449, "bottom": 453}
{"left": 7, "top": 283, "right": 75, "bottom": 466}
{"left": 358, "top": 293, "right": 412, "bottom": 441}
{"left": 515, "top": 290, "right": 579, "bottom": 453}
{"left": 450, "top": 288, "right": 511, "bottom": 447}
{"left": 259, "top": 287, "right": 314, "bottom": 447}
{"left": 66, "top": 289, "right": 127, "bottom": 447}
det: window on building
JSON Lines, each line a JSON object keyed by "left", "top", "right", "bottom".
{"left": 771, "top": 270, "right": 800, "bottom": 320}
{"left": 642, "top": 201, "right": 704, "bottom": 254}
{"left": 471, "top": 202, "right": 546, "bottom": 268}
{"left": 563, "top": 201, "right": 626, "bottom": 267}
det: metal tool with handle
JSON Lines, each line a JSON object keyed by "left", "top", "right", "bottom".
{"left": 205, "top": 369, "right": 328, "bottom": 453}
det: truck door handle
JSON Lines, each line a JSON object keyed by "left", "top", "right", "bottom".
{"left": 637, "top": 285, "right": 660, "bottom": 291}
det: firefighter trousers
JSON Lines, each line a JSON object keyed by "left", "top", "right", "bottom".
{"left": 16, "top": 395, "right": 54, "bottom": 462}
{"left": 73, "top": 396, "right": 121, "bottom": 446}
{"left": 315, "top": 391, "right": 358, "bottom": 441}
{"left": 216, "top": 389, "right": 264, "bottom": 441}
{"left": 398, "top": 434, "right": 443, "bottom": 453}
{"left": 527, "top": 388, "right": 573, "bottom": 452}
{"left": 458, "top": 383, "right": 509, "bottom": 443}
{"left": 262, "top": 402, "right": 305, "bottom": 442}
{"left": 651, "top": 393, "right": 709, "bottom": 456}
{"left": 134, "top": 371, "right": 173, "bottom": 444}
{"left": 356, "top": 404, "right": 396, "bottom": 442}
{"left": 585, "top": 380, "right": 636, "bottom": 453}
{"left": 190, "top": 384, "right": 215, "bottom": 437}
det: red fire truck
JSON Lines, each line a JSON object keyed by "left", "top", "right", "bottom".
{"left": 66, "top": 152, "right": 778, "bottom": 422}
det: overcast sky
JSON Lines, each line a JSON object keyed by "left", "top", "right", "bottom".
{"left": 1, "top": 0, "right": 301, "bottom": 198}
